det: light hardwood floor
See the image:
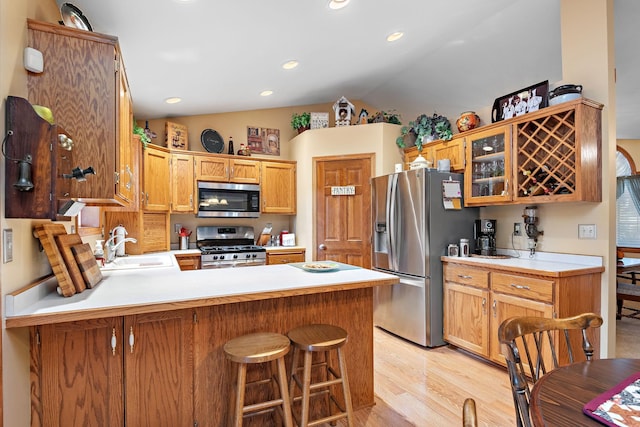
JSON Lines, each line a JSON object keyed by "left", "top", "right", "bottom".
{"left": 337, "top": 327, "right": 516, "bottom": 426}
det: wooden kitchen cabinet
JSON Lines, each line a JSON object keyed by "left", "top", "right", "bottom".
{"left": 143, "top": 145, "right": 171, "bottom": 211}
{"left": 443, "top": 260, "right": 601, "bottom": 367}
{"left": 32, "top": 310, "right": 194, "bottom": 427}
{"left": 171, "top": 152, "right": 195, "bottom": 213}
{"left": 266, "top": 247, "right": 306, "bottom": 264}
{"left": 27, "top": 20, "right": 129, "bottom": 206}
{"left": 404, "top": 137, "right": 466, "bottom": 172}
{"left": 175, "top": 253, "right": 201, "bottom": 270}
{"left": 463, "top": 98, "right": 603, "bottom": 206}
{"left": 115, "top": 52, "right": 136, "bottom": 207}
{"left": 261, "top": 160, "right": 297, "bottom": 214}
{"left": 104, "top": 211, "right": 170, "bottom": 254}
{"left": 194, "top": 154, "right": 260, "bottom": 184}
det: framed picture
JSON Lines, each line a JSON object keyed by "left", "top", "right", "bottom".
{"left": 491, "top": 80, "right": 549, "bottom": 123}
{"left": 166, "top": 121, "right": 188, "bottom": 150}
{"left": 247, "top": 127, "right": 280, "bottom": 156}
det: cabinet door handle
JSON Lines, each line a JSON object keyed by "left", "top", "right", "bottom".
{"left": 129, "top": 326, "right": 135, "bottom": 353}
{"left": 510, "top": 283, "right": 531, "bottom": 290}
{"left": 125, "top": 164, "right": 133, "bottom": 190}
{"left": 189, "top": 194, "right": 193, "bottom": 208}
{"left": 482, "top": 298, "right": 486, "bottom": 314}
{"left": 111, "top": 328, "right": 117, "bottom": 356}
{"left": 457, "top": 274, "right": 472, "bottom": 279}
{"left": 492, "top": 299, "right": 497, "bottom": 317}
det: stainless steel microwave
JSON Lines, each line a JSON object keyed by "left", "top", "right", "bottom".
{"left": 197, "top": 182, "right": 260, "bottom": 218}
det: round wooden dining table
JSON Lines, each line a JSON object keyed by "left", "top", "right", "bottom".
{"left": 530, "top": 358, "right": 640, "bottom": 426}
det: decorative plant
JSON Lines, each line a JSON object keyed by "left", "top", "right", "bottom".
{"left": 133, "top": 122, "right": 151, "bottom": 148}
{"left": 396, "top": 113, "right": 453, "bottom": 151}
{"left": 290, "top": 112, "right": 311, "bottom": 132}
{"left": 368, "top": 110, "right": 402, "bottom": 125}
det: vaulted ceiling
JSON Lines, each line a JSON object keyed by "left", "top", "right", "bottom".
{"left": 54, "top": 0, "right": 638, "bottom": 138}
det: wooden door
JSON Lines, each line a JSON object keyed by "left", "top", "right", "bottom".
{"left": 125, "top": 310, "right": 194, "bottom": 427}
{"left": 443, "top": 282, "right": 490, "bottom": 357}
{"left": 143, "top": 146, "right": 170, "bottom": 211}
{"left": 489, "top": 292, "right": 553, "bottom": 367}
{"left": 261, "top": 161, "right": 296, "bottom": 214}
{"left": 194, "top": 155, "right": 229, "bottom": 181}
{"left": 315, "top": 154, "right": 373, "bottom": 268}
{"left": 171, "top": 153, "right": 195, "bottom": 213}
{"left": 229, "top": 158, "right": 261, "bottom": 183}
{"left": 38, "top": 318, "right": 124, "bottom": 427}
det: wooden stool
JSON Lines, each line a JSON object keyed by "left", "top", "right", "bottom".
{"left": 287, "top": 324, "right": 354, "bottom": 427}
{"left": 223, "top": 332, "right": 294, "bottom": 427}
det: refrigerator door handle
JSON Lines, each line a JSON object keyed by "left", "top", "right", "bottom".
{"left": 388, "top": 173, "right": 398, "bottom": 272}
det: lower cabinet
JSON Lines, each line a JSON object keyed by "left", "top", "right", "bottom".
{"left": 32, "top": 310, "right": 194, "bottom": 427}
{"left": 266, "top": 247, "right": 306, "bottom": 264}
{"left": 443, "top": 261, "right": 600, "bottom": 367}
{"left": 175, "top": 253, "right": 201, "bottom": 270}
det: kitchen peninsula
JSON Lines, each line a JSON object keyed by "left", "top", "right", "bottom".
{"left": 6, "top": 258, "right": 398, "bottom": 426}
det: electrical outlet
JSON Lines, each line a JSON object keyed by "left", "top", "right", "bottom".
{"left": 174, "top": 223, "right": 182, "bottom": 233}
{"left": 578, "top": 224, "right": 597, "bottom": 239}
{"left": 513, "top": 222, "right": 522, "bottom": 236}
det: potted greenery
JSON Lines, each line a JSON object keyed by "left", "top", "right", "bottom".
{"left": 368, "top": 110, "right": 402, "bottom": 125}
{"left": 396, "top": 113, "right": 453, "bottom": 152}
{"left": 291, "top": 112, "right": 311, "bottom": 134}
{"left": 133, "top": 122, "right": 151, "bottom": 148}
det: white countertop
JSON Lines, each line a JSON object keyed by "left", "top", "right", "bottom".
{"left": 5, "top": 254, "right": 397, "bottom": 326}
{"left": 441, "top": 249, "right": 603, "bottom": 274}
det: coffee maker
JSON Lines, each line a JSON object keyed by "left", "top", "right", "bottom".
{"left": 474, "top": 219, "right": 497, "bottom": 256}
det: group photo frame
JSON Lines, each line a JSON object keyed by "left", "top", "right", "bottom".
{"left": 491, "top": 80, "right": 549, "bottom": 123}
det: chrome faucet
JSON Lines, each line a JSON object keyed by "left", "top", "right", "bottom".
{"left": 105, "top": 235, "right": 137, "bottom": 263}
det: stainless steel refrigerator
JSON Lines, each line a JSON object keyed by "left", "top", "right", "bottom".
{"left": 372, "top": 168, "right": 478, "bottom": 347}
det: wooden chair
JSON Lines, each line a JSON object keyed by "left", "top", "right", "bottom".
{"left": 462, "top": 398, "right": 478, "bottom": 427}
{"left": 497, "top": 313, "right": 603, "bottom": 427}
{"left": 616, "top": 281, "right": 640, "bottom": 319}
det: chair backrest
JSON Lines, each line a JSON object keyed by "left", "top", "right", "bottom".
{"left": 462, "top": 398, "right": 478, "bottom": 427}
{"left": 497, "top": 313, "right": 603, "bottom": 427}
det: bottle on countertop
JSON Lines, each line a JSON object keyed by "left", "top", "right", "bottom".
{"left": 228, "top": 136, "right": 234, "bottom": 155}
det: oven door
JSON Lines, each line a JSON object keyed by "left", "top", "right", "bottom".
{"left": 197, "top": 182, "right": 260, "bottom": 218}
{"left": 201, "top": 257, "right": 266, "bottom": 269}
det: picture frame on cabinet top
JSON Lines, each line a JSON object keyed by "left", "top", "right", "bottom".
{"left": 491, "top": 80, "right": 548, "bottom": 123}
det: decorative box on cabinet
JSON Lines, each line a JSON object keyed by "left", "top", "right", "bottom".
{"left": 27, "top": 20, "right": 130, "bottom": 206}
{"left": 442, "top": 260, "right": 602, "bottom": 367}
{"left": 31, "top": 310, "right": 194, "bottom": 427}
{"left": 4, "top": 96, "right": 81, "bottom": 220}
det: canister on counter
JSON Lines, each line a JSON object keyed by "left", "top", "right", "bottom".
{"left": 447, "top": 244, "right": 459, "bottom": 257}
{"left": 460, "top": 239, "right": 470, "bottom": 257}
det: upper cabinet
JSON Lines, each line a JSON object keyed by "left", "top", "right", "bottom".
{"left": 261, "top": 161, "right": 297, "bottom": 214}
{"left": 171, "top": 152, "right": 195, "bottom": 213}
{"left": 464, "top": 98, "right": 602, "bottom": 206}
{"left": 404, "top": 137, "right": 466, "bottom": 172}
{"left": 194, "top": 155, "right": 260, "bottom": 184}
{"left": 143, "top": 145, "right": 170, "bottom": 211}
{"left": 27, "top": 20, "right": 129, "bottom": 206}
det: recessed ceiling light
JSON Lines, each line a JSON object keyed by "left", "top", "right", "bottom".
{"left": 165, "top": 97, "right": 182, "bottom": 104}
{"left": 387, "top": 32, "right": 404, "bottom": 42}
{"left": 328, "top": 0, "right": 350, "bottom": 10}
{"left": 260, "top": 90, "right": 273, "bottom": 97}
{"left": 282, "top": 60, "right": 299, "bottom": 70}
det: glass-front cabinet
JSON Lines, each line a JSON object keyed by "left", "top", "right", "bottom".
{"left": 464, "top": 126, "right": 512, "bottom": 206}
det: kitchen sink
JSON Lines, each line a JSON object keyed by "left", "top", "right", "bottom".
{"left": 100, "top": 254, "right": 176, "bottom": 271}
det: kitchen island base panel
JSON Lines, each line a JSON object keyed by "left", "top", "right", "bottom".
{"left": 194, "top": 288, "right": 373, "bottom": 426}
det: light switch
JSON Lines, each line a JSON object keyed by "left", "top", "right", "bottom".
{"left": 3, "top": 229, "right": 13, "bottom": 263}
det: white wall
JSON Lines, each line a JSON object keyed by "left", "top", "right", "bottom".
{"left": 290, "top": 123, "right": 403, "bottom": 260}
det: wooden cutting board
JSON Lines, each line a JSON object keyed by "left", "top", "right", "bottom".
{"left": 54, "top": 233, "right": 87, "bottom": 293}
{"left": 34, "top": 223, "right": 76, "bottom": 297}
{"left": 71, "top": 243, "right": 103, "bottom": 288}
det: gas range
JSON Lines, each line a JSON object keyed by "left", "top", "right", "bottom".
{"left": 196, "top": 226, "right": 266, "bottom": 269}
